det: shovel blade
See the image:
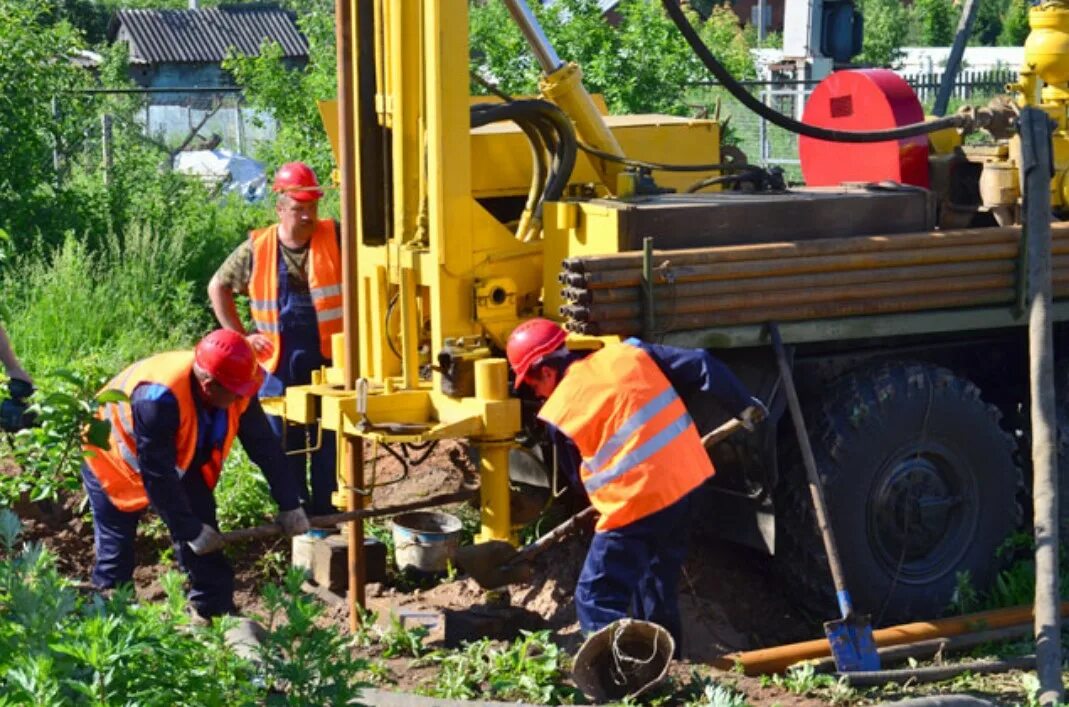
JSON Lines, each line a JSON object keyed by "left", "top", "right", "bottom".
{"left": 823, "top": 614, "right": 880, "bottom": 672}
{"left": 453, "top": 540, "right": 531, "bottom": 589}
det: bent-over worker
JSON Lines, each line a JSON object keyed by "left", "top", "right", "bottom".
{"left": 208, "top": 161, "right": 341, "bottom": 515}
{"left": 506, "top": 318, "right": 764, "bottom": 649}
{"left": 82, "top": 329, "right": 310, "bottom": 619}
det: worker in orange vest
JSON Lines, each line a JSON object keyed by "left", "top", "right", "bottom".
{"left": 208, "top": 162, "right": 341, "bottom": 515}
{"left": 82, "top": 330, "right": 309, "bottom": 619}
{"left": 506, "top": 318, "right": 765, "bottom": 649}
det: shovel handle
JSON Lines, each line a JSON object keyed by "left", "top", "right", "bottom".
{"left": 701, "top": 416, "right": 753, "bottom": 449}
{"left": 219, "top": 489, "right": 477, "bottom": 545}
{"left": 504, "top": 505, "right": 598, "bottom": 567}
{"left": 501, "top": 415, "right": 753, "bottom": 566}
{"left": 769, "top": 322, "right": 853, "bottom": 616}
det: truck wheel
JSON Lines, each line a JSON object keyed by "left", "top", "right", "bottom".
{"left": 1055, "top": 367, "right": 1069, "bottom": 537}
{"left": 775, "top": 362, "right": 1022, "bottom": 625}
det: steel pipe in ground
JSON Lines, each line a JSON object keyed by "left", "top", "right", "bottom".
{"left": 711, "top": 602, "right": 1069, "bottom": 676}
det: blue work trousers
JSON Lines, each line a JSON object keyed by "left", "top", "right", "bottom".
{"left": 259, "top": 250, "right": 338, "bottom": 516}
{"left": 81, "top": 465, "right": 236, "bottom": 619}
{"left": 575, "top": 494, "right": 692, "bottom": 650}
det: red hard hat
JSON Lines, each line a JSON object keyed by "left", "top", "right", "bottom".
{"left": 506, "top": 318, "right": 567, "bottom": 390}
{"left": 272, "top": 161, "right": 323, "bottom": 202}
{"left": 194, "top": 329, "right": 260, "bottom": 397}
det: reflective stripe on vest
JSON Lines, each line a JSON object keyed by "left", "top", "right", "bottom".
{"left": 248, "top": 220, "right": 343, "bottom": 372}
{"left": 83, "top": 351, "right": 249, "bottom": 512}
{"left": 537, "top": 341, "right": 715, "bottom": 532}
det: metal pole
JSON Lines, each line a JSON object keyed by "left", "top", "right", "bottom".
{"left": 335, "top": 0, "right": 365, "bottom": 632}
{"left": 503, "top": 0, "right": 563, "bottom": 72}
{"left": 758, "top": 0, "right": 767, "bottom": 42}
{"left": 234, "top": 101, "right": 246, "bottom": 155}
{"left": 1019, "top": 106, "right": 1063, "bottom": 705}
{"left": 101, "top": 114, "right": 113, "bottom": 187}
{"left": 51, "top": 96, "right": 61, "bottom": 178}
{"left": 932, "top": 0, "right": 980, "bottom": 116}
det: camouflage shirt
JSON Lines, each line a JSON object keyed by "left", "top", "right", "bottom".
{"left": 213, "top": 237, "right": 311, "bottom": 296}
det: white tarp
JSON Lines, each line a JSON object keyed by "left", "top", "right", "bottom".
{"left": 173, "top": 148, "right": 267, "bottom": 202}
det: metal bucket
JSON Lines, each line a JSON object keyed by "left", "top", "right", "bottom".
{"left": 391, "top": 511, "right": 463, "bottom": 573}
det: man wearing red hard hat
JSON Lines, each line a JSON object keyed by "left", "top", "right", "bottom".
{"left": 82, "top": 329, "right": 309, "bottom": 619}
{"left": 506, "top": 318, "right": 766, "bottom": 652}
{"left": 207, "top": 162, "right": 341, "bottom": 515}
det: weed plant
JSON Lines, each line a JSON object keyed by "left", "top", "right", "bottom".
{"left": 214, "top": 444, "right": 278, "bottom": 531}
{"left": 418, "top": 629, "right": 581, "bottom": 704}
{"left": 0, "top": 508, "right": 369, "bottom": 705}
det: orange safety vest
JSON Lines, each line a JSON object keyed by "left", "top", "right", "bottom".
{"left": 537, "top": 341, "right": 715, "bottom": 532}
{"left": 83, "top": 352, "right": 251, "bottom": 512}
{"left": 248, "top": 219, "right": 343, "bottom": 372}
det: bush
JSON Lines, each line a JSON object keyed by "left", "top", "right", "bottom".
{"left": 0, "top": 508, "right": 368, "bottom": 705}
{"left": 469, "top": 0, "right": 756, "bottom": 116}
{"left": 215, "top": 444, "right": 278, "bottom": 531}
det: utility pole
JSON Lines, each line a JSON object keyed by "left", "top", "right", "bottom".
{"left": 1019, "top": 106, "right": 1064, "bottom": 707}
{"left": 933, "top": 0, "right": 980, "bottom": 116}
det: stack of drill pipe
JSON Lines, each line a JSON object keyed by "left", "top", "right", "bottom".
{"left": 560, "top": 224, "right": 1069, "bottom": 336}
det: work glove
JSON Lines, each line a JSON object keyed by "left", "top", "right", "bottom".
{"left": 277, "top": 507, "right": 310, "bottom": 537}
{"left": 188, "top": 524, "right": 225, "bottom": 556}
{"left": 737, "top": 397, "right": 769, "bottom": 432}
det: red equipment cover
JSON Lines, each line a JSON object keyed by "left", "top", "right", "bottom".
{"left": 798, "top": 69, "right": 929, "bottom": 189}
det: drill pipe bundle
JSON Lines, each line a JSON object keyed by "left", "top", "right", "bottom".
{"left": 560, "top": 225, "right": 1069, "bottom": 336}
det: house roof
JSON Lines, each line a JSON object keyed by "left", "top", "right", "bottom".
{"left": 108, "top": 5, "right": 307, "bottom": 65}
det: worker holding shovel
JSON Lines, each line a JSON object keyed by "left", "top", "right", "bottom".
{"left": 505, "top": 318, "right": 766, "bottom": 650}
{"left": 82, "top": 329, "right": 310, "bottom": 620}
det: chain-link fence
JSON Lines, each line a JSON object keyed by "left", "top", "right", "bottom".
{"left": 55, "top": 86, "right": 277, "bottom": 196}
{"left": 687, "top": 69, "right": 1016, "bottom": 183}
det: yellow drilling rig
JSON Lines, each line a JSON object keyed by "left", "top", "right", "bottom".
{"left": 274, "top": 0, "right": 1069, "bottom": 626}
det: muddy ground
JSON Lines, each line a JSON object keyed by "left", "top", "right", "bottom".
{"left": 10, "top": 445, "right": 1038, "bottom": 705}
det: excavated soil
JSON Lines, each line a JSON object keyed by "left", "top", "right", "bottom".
{"left": 9, "top": 443, "right": 831, "bottom": 705}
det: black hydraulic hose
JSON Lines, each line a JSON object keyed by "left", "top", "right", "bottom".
{"left": 685, "top": 172, "right": 748, "bottom": 193}
{"left": 578, "top": 140, "right": 749, "bottom": 172}
{"left": 473, "top": 102, "right": 562, "bottom": 219}
{"left": 661, "top": 0, "right": 969, "bottom": 142}
{"left": 517, "top": 120, "right": 548, "bottom": 223}
{"left": 472, "top": 70, "right": 747, "bottom": 174}
{"left": 472, "top": 100, "right": 578, "bottom": 202}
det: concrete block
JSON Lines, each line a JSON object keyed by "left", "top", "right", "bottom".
{"left": 291, "top": 534, "right": 315, "bottom": 573}
{"left": 302, "top": 534, "right": 388, "bottom": 592}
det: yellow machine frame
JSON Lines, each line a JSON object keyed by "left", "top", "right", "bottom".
{"left": 276, "top": 0, "right": 726, "bottom": 549}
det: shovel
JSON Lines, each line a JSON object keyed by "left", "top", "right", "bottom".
{"left": 769, "top": 321, "right": 880, "bottom": 672}
{"left": 454, "top": 415, "right": 756, "bottom": 590}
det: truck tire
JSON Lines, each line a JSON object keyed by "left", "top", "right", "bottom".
{"left": 775, "top": 362, "right": 1023, "bottom": 626}
{"left": 1055, "top": 367, "right": 1069, "bottom": 538}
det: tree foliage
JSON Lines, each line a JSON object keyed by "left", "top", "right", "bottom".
{"left": 223, "top": 0, "right": 336, "bottom": 181}
{"left": 911, "top": 0, "right": 959, "bottom": 46}
{"left": 470, "top": 0, "right": 755, "bottom": 116}
{"left": 0, "top": 0, "right": 95, "bottom": 243}
{"left": 856, "top": 0, "right": 909, "bottom": 66}
{"left": 997, "top": 0, "right": 1031, "bottom": 47}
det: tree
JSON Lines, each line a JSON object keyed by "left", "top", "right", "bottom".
{"left": 0, "top": 0, "right": 97, "bottom": 244}
{"left": 855, "top": 0, "right": 909, "bottom": 66}
{"left": 470, "top": 0, "right": 755, "bottom": 116}
{"left": 997, "top": 0, "right": 1031, "bottom": 46}
{"left": 223, "top": 0, "right": 337, "bottom": 180}
{"left": 972, "top": 0, "right": 1010, "bottom": 45}
{"left": 911, "top": 0, "right": 958, "bottom": 46}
